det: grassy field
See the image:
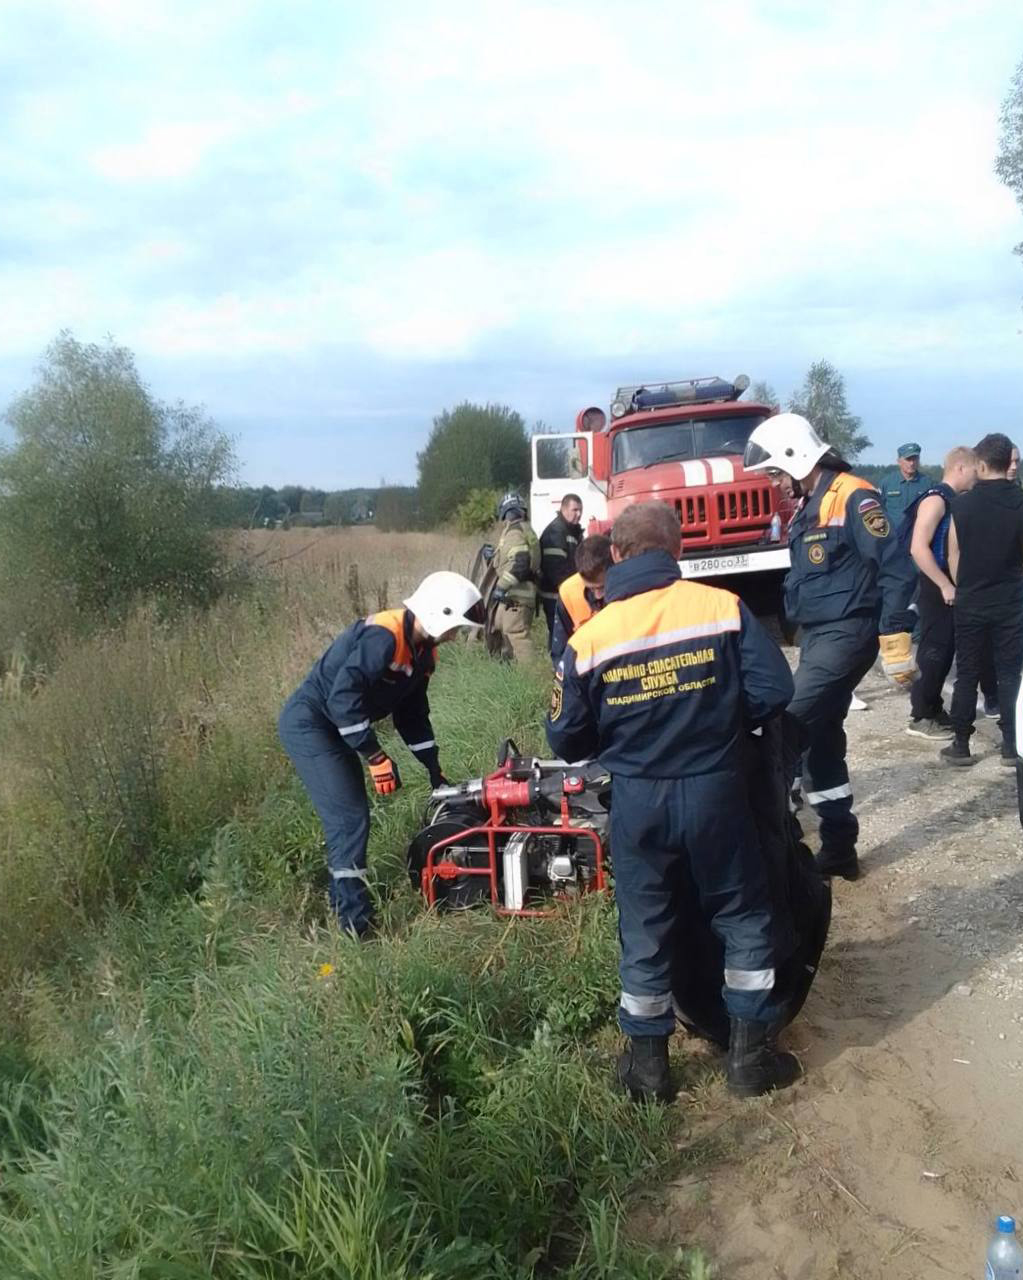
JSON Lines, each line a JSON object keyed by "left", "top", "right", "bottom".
{"left": 0, "top": 531, "right": 712, "bottom": 1279}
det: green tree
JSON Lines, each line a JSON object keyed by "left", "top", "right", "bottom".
{"left": 0, "top": 332, "right": 235, "bottom": 657}
{"left": 417, "top": 403, "right": 530, "bottom": 527}
{"left": 788, "top": 359, "right": 871, "bottom": 461}
{"left": 277, "top": 484, "right": 305, "bottom": 517}
{"left": 996, "top": 56, "right": 1023, "bottom": 259}
{"left": 299, "top": 488, "right": 326, "bottom": 514}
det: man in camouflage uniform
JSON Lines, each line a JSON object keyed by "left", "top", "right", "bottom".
{"left": 490, "top": 492, "right": 540, "bottom": 662}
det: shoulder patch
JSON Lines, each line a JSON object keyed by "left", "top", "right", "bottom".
{"left": 549, "top": 680, "right": 563, "bottom": 721}
{"left": 862, "top": 508, "right": 890, "bottom": 538}
{"left": 858, "top": 496, "right": 881, "bottom": 513}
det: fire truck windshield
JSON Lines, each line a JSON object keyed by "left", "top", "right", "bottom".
{"left": 612, "top": 414, "right": 768, "bottom": 473}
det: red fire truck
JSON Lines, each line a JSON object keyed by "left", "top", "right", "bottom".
{"left": 530, "top": 375, "right": 793, "bottom": 594}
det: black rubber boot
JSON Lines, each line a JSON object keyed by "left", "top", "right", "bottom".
{"left": 726, "top": 1018, "right": 802, "bottom": 1098}
{"left": 1001, "top": 742, "right": 1018, "bottom": 769}
{"left": 616, "top": 1036, "right": 673, "bottom": 1103}
{"left": 814, "top": 845, "right": 859, "bottom": 881}
{"left": 940, "top": 737, "right": 976, "bottom": 767}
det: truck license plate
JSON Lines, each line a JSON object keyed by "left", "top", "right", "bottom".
{"left": 682, "top": 553, "right": 750, "bottom": 577}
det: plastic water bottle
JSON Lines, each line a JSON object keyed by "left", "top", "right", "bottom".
{"left": 769, "top": 512, "right": 782, "bottom": 543}
{"left": 987, "top": 1216, "right": 1023, "bottom": 1278}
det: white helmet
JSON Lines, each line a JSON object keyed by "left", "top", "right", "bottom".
{"left": 404, "top": 571, "right": 485, "bottom": 639}
{"left": 744, "top": 413, "right": 830, "bottom": 482}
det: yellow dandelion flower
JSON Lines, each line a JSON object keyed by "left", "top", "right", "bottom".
{"left": 317, "top": 963, "right": 335, "bottom": 978}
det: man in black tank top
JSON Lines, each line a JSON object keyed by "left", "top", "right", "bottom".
{"left": 944, "top": 433, "right": 1023, "bottom": 766}
{"left": 906, "top": 447, "right": 977, "bottom": 737}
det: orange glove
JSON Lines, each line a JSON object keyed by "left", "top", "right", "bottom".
{"left": 878, "top": 632, "right": 917, "bottom": 687}
{"left": 368, "top": 752, "right": 401, "bottom": 795}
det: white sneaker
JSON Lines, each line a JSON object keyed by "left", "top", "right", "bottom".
{"left": 849, "top": 694, "right": 868, "bottom": 711}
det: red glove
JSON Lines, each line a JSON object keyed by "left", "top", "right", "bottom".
{"left": 368, "top": 752, "right": 401, "bottom": 796}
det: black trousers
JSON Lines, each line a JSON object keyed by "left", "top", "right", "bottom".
{"left": 540, "top": 594, "right": 557, "bottom": 650}
{"left": 911, "top": 577, "right": 955, "bottom": 721}
{"left": 911, "top": 576, "right": 999, "bottom": 721}
{"left": 950, "top": 609, "right": 1023, "bottom": 748}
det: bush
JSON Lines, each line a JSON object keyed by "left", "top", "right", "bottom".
{"left": 0, "top": 332, "right": 236, "bottom": 664}
{"left": 454, "top": 487, "right": 501, "bottom": 535}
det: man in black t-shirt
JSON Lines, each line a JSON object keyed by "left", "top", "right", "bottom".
{"left": 943, "top": 433, "right": 1023, "bottom": 767}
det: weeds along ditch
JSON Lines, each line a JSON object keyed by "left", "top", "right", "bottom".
{"left": 0, "top": 530, "right": 710, "bottom": 1279}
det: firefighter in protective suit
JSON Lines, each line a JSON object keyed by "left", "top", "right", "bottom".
{"left": 547, "top": 501, "right": 799, "bottom": 1103}
{"left": 278, "top": 572, "right": 484, "bottom": 937}
{"left": 744, "top": 414, "right": 917, "bottom": 881}
{"left": 490, "top": 493, "right": 541, "bottom": 661}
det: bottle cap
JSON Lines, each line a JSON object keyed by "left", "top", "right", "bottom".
{"left": 998, "top": 1216, "right": 1016, "bottom": 1233}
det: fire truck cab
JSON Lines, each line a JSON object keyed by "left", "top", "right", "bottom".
{"left": 530, "top": 374, "right": 793, "bottom": 583}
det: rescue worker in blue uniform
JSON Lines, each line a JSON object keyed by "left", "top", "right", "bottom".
{"left": 547, "top": 501, "right": 798, "bottom": 1103}
{"left": 878, "top": 442, "right": 930, "bottom": 526}
{"left": 745, "top": 414, "right": 917, "bottom": 882}
{"left": 278, "top": 572, "right": 484, "bottom": 937}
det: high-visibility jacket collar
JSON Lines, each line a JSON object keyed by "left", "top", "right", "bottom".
{"left": 604, "top": 549, "right": 681, "bottom": 605}
{"left": 807, "top": 469, "right": 874, "bottom": 529}
{"left": 559, "top": 572, "right": 599, "bottom": 629}
{"left": 365, "top": 608, "right": 434, "bottom": 676}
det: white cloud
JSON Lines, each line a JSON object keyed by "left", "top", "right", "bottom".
{"left": 1, "top": 0, "right": 1022, "bottom": 479}
{"left": 90, "top": 121, "right": 238, "bottom": 181}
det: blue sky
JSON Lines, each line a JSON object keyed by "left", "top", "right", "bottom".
{"left": 2, "top": 0, "right": 1022, "bottom": 485}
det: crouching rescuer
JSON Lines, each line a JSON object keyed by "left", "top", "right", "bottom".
{"left": 744, "top": 414, "right": 917, "bottom": 882}
{"left": 546, "top": 501, "right": 799, "bottom": 1102}
{"left": 278, "top": 572, "right": 484, "bottom": 937}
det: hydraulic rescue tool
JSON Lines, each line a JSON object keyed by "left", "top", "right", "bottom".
{"left": 406, "top": 741, "right": 610, "bottom": 916}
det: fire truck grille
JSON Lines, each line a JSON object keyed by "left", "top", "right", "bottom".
{"left": 717, "top": 485, "right": 772, "bottom": 525}
{"left": 674, "top": 495, "right": 707, "bottom": 527}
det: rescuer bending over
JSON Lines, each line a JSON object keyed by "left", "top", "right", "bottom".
{"left": 546, "top": 501, "right": 798, "bottom": 1103}
{"left": 278, "top": 572, "right": 484, "bottom": 938}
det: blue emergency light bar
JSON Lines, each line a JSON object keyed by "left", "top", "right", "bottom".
{"left": 610, "top": 374, "right": 750, "bottom": 419}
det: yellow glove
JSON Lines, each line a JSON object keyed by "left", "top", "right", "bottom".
{"left": 879, "top": 632, "right": 916, "bottom": 687}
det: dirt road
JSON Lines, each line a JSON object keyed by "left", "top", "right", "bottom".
{"left": 639, "top": 661, "right": 1023, "bottom": 1277}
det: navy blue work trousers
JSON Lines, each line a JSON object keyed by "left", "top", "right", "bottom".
{"left": 788, "top": 617, "right": 878, "bottom": 852}
{"left": 611, "top": 772, "right": 781, "bottom": 1038}
{"left": 278, "top": 693, "right": 372, "bottom": 934}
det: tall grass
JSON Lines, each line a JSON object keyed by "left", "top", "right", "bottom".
{"left": 0, "top": 532, "right": 711, "bottom": 1278}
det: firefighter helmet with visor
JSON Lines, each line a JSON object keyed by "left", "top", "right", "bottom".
{"left": 404, "top": 572, "right": 485, "bottom": 639}
{"left": 744, "top": 413, "right": 830, "bottom": 483}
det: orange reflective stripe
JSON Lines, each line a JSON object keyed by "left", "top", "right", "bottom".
{"left": 559, "top": 573, "right": 594, "bottom": 630}
{"left": 817, "top": 473, "right": 874, "bottom": 527}
{"left": 366, "top": 608, "right": 414, "bottom": 673}
{"left": 570, "top": 581, "right": 741, "bottom": 676}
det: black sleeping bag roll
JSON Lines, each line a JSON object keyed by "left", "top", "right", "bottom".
{"left": 671, "top": 712, "right": 831, "bottom": 1048}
